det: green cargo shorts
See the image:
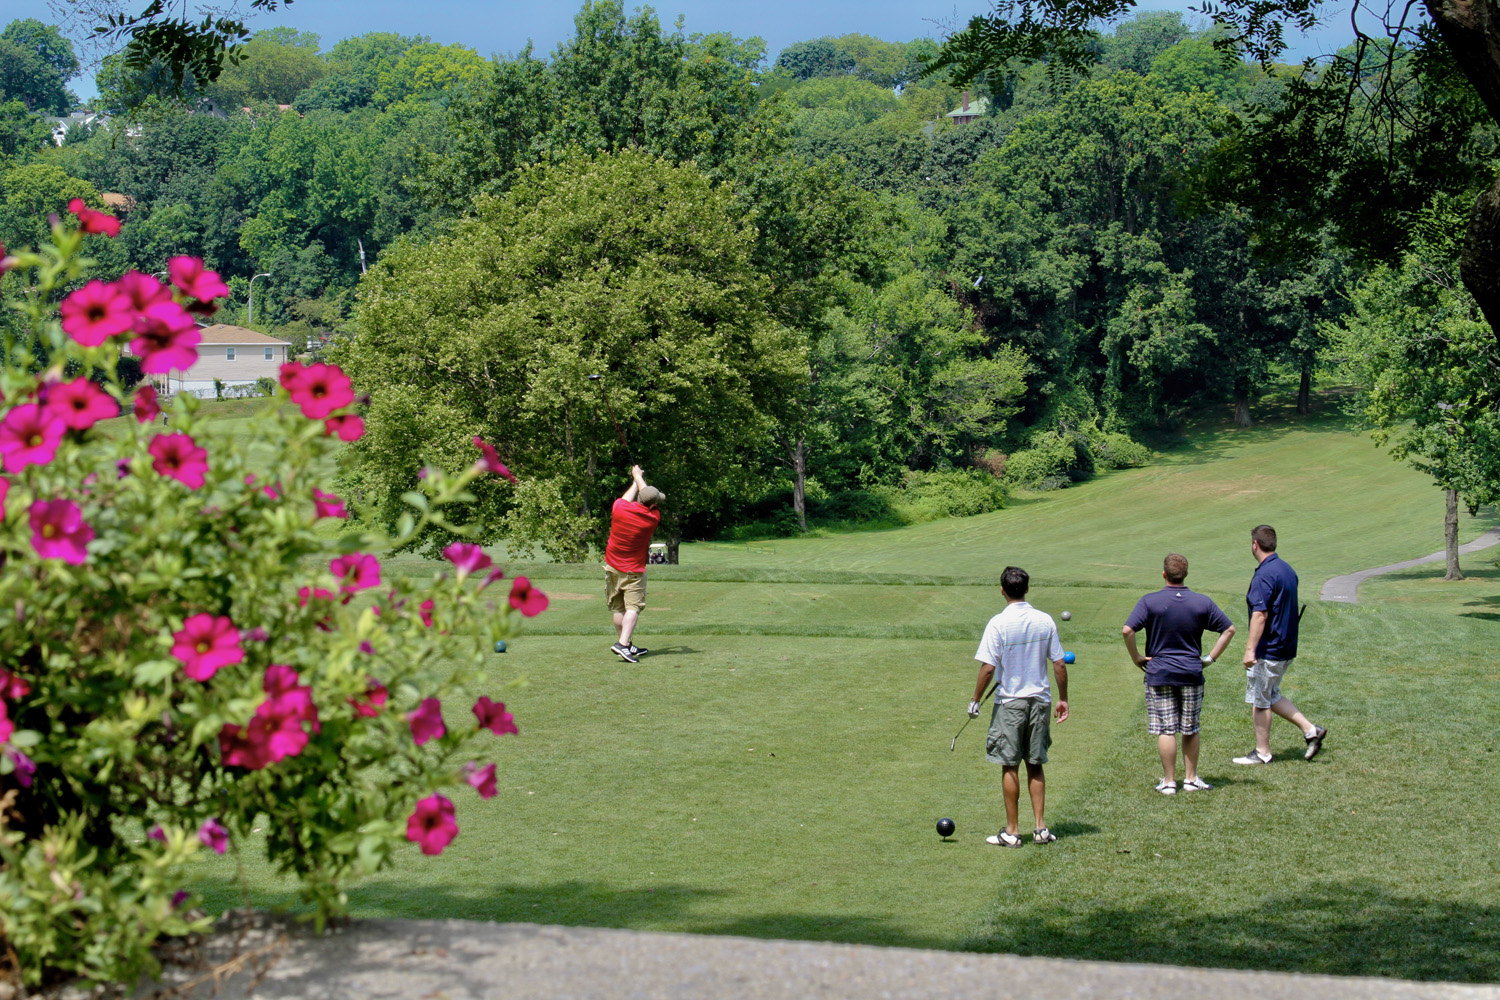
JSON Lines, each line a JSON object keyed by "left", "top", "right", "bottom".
{"left": 985, "top": 697, "right": 1052, "bottom": 766}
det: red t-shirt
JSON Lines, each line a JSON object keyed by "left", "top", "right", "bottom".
{"left": 605, "top": 498, "right": 660, "bottom": 573}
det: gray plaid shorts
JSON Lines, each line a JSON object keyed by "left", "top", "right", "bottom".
{"left": 1146, "top": 684, "right": 1203, "bottom": 735}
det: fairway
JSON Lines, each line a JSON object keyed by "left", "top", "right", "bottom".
{"left": 192, "top": 407, "right": 1500, "bottom": 983}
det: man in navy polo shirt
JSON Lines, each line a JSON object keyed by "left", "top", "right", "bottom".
{"left": 1233, "top": 524, "right": 1327, "bottom": 765}
{"left": 1122, "top": 554, "right": 1236, "bottom": 794}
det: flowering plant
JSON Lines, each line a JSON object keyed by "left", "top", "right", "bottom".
{"left": 0, "top": 211, "right": 539, "bottom": 988}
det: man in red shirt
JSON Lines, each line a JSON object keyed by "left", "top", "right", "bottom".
{"left": 604, "top": 464, "right": 664, "bottom": 663}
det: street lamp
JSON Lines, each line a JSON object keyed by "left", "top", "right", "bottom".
{"left": 248, "top": 272, "right": 271, "bottom": 326}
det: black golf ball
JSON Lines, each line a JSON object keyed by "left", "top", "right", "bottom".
{"left": 936, "top": 817, "right": 956, "bottom": 838}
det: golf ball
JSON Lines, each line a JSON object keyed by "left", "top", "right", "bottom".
{"left": 1060, "top": 611, "right": 1072, "bottom": 620}
{"left": 494, "top": 640, "right": 507, "bottom": 654}
{"left": 936, "top": 817, "right": 956, "bottom": 838}
{"left": 1063, "top": 651, "right": 1075, "bottom": 664}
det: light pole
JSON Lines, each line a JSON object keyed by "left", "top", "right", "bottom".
{"left": 248, "top": 272, "right": 271, "bottom": 327}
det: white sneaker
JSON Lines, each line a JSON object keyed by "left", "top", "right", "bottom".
{"left": 1232, "top": 749, "right": 1272, "bottom": 765}
{"left": 1154, "top": 779, "right": 1176, "bottom": 795}
{"left": 1181, "top": 777, "right": 1213, "bottom": 791}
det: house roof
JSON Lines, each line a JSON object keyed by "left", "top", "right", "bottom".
{"left": 198, "top": 324, "right": 292, "bottom": 346}
{"left": 101, "top": 192, "right": 136, "bottom": 211}
{"left": 946, "top": 94, "right": 991, "bottom": 119}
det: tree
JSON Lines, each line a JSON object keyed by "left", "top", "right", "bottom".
{"left": 0, "top": 34, "right": 72, "bottom": 114}
{"left": 371, "top": 42, "right": 487, "bottom": 106}
{"left": 337, "top": 151, "right": 804, "bottom": 561}
{"left": 2, "top": 18, "right": 78, "bottom": 79}
{"left": 0, "top": 99, "right": 52, "bottom": 160}
{"left": 206, "top": 29, "right": 326, "bottom": 107}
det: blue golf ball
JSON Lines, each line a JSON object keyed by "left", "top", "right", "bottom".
{"left": 494, "top": 640, "right": 507, "bottom": 654}
{"left": 1063, "top": 651, "right": 1075, "bottom": 664}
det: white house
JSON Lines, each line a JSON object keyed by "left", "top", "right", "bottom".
{"left": 147, "top": 324, "right": 294, "bottom": 398}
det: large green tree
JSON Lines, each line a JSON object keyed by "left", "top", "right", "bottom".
{"left": 337, "top": 151, "right": 804, "bottom": 560}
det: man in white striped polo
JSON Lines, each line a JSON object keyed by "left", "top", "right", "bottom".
{"left": 967, "top": 566, "right": 1070, "bottom": 847}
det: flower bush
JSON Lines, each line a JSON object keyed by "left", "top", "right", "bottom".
{"left": 0, "top": 211, "right": 539, "bottom": 989}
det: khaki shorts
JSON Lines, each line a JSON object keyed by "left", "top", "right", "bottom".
{"left": 1245, "top": 658, "right": 1292, "bottom": 709}
{"left": 604, "top": 566, "right": 647, "bottom": 613}
{"left": 986, "top": 697, "right": 1051, "bottom": 766}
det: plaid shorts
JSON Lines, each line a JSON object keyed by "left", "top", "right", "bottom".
{"left": 1146, "top": 684, "right": 1203, "bottom": 735}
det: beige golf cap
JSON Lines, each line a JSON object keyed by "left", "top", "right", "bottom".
{"left": 637, "top": 485, "right": 665, "bottom": 506}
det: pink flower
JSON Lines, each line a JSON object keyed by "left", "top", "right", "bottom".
{"left": 0, "top": 404, "right": 67, "bottom": 472}
{"left": 508, "top": 576, "right": 549, "bottom": 617}
{"left": 418, "top": 599, "right": 435, "bottom": 628}
{"left": 405, "top": 794, "right": 458, "bottom": 855}
{"left": 133, "top": 384, "right": 160, "bottom": 423}
{"left": 324, "top": 414, "right": 364, "bottom": 441}
{"left": 60, "top": 280, "right": 135, "bottom": 346}
{"left": 245, "top": 474, "right": 280, "bottom": 499}
{"left": 348, "top": 678, "right": 388, "bottom": 718}
{"left": 442, "top": 542, "right": 492, "bottom": 580}
{"left": 245, "top": 626, "right": 269, "bottom": 642}
{"left": 313, "top": 489, "right": 347, "bottom": 519}
{"left": 466, "top": 761, "right": 498, "bottom": 799}
{"left": 168, "top": 256, "right": 230, "bottom": 303}
{"left": 6, "top": 749, "right": 34, "bottom": 788}
{"left": 131, "top": 301, "right": 201, "bottom": 373}
{"left": 149, "top": 432, "right": 209, "bottom": 489}
{"left": 331, "top": 553, "right": 380, "bottom": 595}
{"left": 117, "top": 270, "right": 172, "bottom": 312}
{"left": 0, "top": 475, "right": 8, "bottom": 511}
{"left": 298, "top": 586, "right": 336, "bottom": 607}
{"left": 29, "top": 499, "right": 93, "bottom": 564}
{"left": 472, "top": 696, "right": 518, "bottom": 736}
{"left": 263, "top": 664, "right": 318, "bottom": 732}
{"left": 472, "top": 437, "right": 517, "bottom": 482}
{"left": 148, "top": 824, "right": 167, "bottom": 842}
{"left": 171, "top": 614, "right": 243, "bottom": 681}
{"left": 47, "top": 378, "right": 117, "bottom": 431}
{"left": 407, "top": 697, "right": 445, "bottom": 746}
{"left": 68, "top": 198, "right": 121, "bottom": 237}
{"left": 477, "top": 566, "right": 507, "bottom": 592}
{"left": 0, "top": 703, "right": 12, "bottom": 744}
{"left": 170, "top": 890, "right": 190, "bottom": 909}
{"left": 197, "top": 817, "right": 229, "bottom": 854}
{"left": 282, "top": 362, "right": 354, "bottom": 420}
{"left": 219, "top": 669, "right": 319, "bottom": 769}
{"left": 0, "top": 669, "right": 30, "bottom": 700}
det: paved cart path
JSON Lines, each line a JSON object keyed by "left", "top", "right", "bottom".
{"left": 1320, "top": 526, "right": 1500, "bottom": 603}
{"left": 132, "top": 918, "right": 1500, "bottom": 1000}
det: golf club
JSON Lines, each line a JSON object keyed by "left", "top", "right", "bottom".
{"left": 951, "top": 681, "right": 996, "bottom": 751}
{"left": 587, "top": 374, "right": 629, "bottom": 451}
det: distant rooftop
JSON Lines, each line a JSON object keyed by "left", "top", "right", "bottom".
{"left": 946, "top": 92, "right": 990, "bottom": 121}
{"left": 198, "top": 324, "right": 292, "bottom": 346}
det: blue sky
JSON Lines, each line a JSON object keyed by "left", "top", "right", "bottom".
{"left": 44, "top": 0, "right": 1361, "bottom": 100}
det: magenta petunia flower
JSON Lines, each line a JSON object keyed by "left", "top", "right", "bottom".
{"left": 0, "top": 668, "right": 30, "bottom": 700}
{"left": 442, "top": 542, "right": 492, "bottom": 580}
{"left": 197, "top": 817, "right": 229, "bottom": 854}
{"left": 465, "top": 761, "right": 498, "bottom": 799}
{"left": 131, "top": 301, "right": 201, "bottom": 373}
{"left": 0, "top": 475, "right": 8, "bottom": 512}
{"left": 148, "top": 824, "right": 167, "bottom": 842}
{"left": 408, "top": 697, "right": 445, "bottom": 746}
{"left": 508, "top": 576, "right": 549, "bottom": 617}
{"left": 0, "top": 403, "right": 67, "bottom": 473}
{"left": 472, "top": 437, "right": 518, "bottom": 482}
{"left": 117, "top": 270, "right": 172, "bottom": 312}
{"left": 477, "top": 566, "right": 507, "bottom": 593}
{"left": 47, "top": 378, "right": 117, "bottom": 431}
{"left": 168, "top": 256, "right": 231, "bottom": 303}
{"left": 419, "top": 599, "right": 435, "bottom": 628}
{"left": 6, "top": 748, "right": 34, "bottom": 788}
{"left": 29, "top": 499, "right": 94, "bottom": 564}
{"left": 245, "top": 474, "right": 280, "bottom": 499}
{"left": 133, "top": 384, "right": 160, "bottom": 423}
{"left": 348, "top": 678, "right": 388, "bottom": 718}
{"left": 405, "top": 794, "right": 458, "bottom": 855}
{"left": 282, "top": 362, "right": 354, "bottom": 420}
{"left": 0, "top": 703, "right": 12, "bottom": 745}
{"left": 324, "top": 413, "right": 364, "bottom": 441}
{"left": 60, "top": 280, "right": 135, "bottom": 346}
{"left": 68, "top": 198, "right": 121, "bottom": 237}
{"left": 313, "top": 488, "right": 348, "bottom": 519}
{"left": 330, "top": 553, "right": 380, "bottom": 595}
{"left": 472, "top": 696, "right": 518, "bottom": 736}
{"left": 171, "top": 613, "right": 243, "bottom": 681}
{"left": 149, "top": 432, "right": 209, "bottom": 489}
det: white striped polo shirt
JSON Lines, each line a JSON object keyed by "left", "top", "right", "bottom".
{"left": 974, "top": 601, "right": 1064, "bottom": 702}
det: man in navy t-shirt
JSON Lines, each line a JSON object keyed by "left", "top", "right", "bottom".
{"left": 1122, "top": 553, "right": 1236, "bottom": 794}
{"left": 1232, "top": 524, "right": 1327, "bottom": 765}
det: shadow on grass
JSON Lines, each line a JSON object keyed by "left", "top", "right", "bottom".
{"left": 961, "top": 882, "right": 1500, "bottom": 982}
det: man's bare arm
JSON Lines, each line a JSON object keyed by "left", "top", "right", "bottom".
{"left": 972, "top": 662, "right": 996, "bottom": 703}
{"left": 1121, "top": 625, "right": 1147, "bottom": 669}
{"left": 1206, "top": 624, "right": 1236, "bottom": 663}
{"left": 621, "top": 464, "right": 645, "bottom": 502}
{"left": 1242, "top": 612, "right": 1266, "bottom": 668}
{"left": 1052, "top": 659, "right": 1069, "bottom": 721}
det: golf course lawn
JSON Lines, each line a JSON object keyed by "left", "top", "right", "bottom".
{"left": 189, "top": 401, "right": 1500, "bottom": 982}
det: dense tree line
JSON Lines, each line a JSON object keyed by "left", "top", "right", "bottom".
{"left": 0, "top": 2, "right": 1487, "bottom": 557}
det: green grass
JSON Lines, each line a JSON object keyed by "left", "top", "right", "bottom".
{"left": 187, "top": 402, "right": 1500, "bottom": 982}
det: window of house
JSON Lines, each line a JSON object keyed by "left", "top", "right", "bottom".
{"left": 264, "top": 347, "right": 273, "bottom": 360}
{"left": 226, "top": 347, "right": 236, "bottom": 361}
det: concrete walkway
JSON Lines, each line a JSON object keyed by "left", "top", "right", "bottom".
{"left": 135, "top": 918, "right": 1500, "bottom": 1000}
{"left": 1320, "top": 526, "right": 1500, "bottom": 603}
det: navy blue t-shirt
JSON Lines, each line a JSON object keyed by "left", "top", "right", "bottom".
{"left": 1247, "top": 553, "right": 1299, "bottom": 660}
{"left": 1124, "top": 585, "right": 1234, "bottom": 686}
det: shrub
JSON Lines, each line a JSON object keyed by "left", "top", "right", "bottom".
{"left": 1004, "top": 430, "right": 1094, "bottom": 488}
{"left": 0, "top": 213, "right": 537, "bottom": 989}
{"left": 1087, "top": 429, "right": 1150, "bottom": 470}
{"left": 897, "top": 469, "right": 1008, "bottom": 518}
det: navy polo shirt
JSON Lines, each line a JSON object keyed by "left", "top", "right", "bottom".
{"left": 1125, "top": 586, "right": 1235, "bottom": 686}
{"left": 1246, "top": 553, "right": 1299, "bottom": 660}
